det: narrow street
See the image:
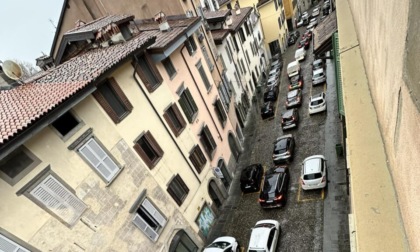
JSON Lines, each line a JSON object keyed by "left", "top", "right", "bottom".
{"left": 206, "top": 6, "right": 350, "bottom": 251}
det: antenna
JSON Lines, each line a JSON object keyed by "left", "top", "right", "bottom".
{"left": 2, "top": 60, "right": 23, "bottom": 80}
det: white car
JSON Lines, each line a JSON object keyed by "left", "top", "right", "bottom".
{"left": 204, "top": 236, "right": 239, "bottom": 252}
{"left": 301, "top": 155, "right": 327, "bottom": 190}
{"left": 309, "top": 92, "right": 326, "bottom": 115}
{"left": 312, "top": 68, "right": 326, "bottom": 85}
{"left": 312, "top": 7, "right": 320, "bottom": 17}
{"left": 247, "top": 220, "right": 281, "bottom": 252}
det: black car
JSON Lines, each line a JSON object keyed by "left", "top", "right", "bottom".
{"left": 288, "top": 36, "right": 297, "bottom": 46}
{"left": 288, "top": 74, "right": 304, "bottom": 90}
{"left": 285, "top": 89, "right": 302, "bottom": 109}
{"left": 261, "top": 101, "right": 275, "bottom": 120}
{"left": 272, "top": 134, "right": 295, "bottom": 164}
{"left": 259, "top": 166, "right": 290, "bottom": 208}
{"left": 281, "top": 108, "right": 299, "bottom": 130}
{"left": 264, "top": 86, "right": 279, "bottom": 102}
{"left": 240, "top": 164, "right": 264, "bottom": 193}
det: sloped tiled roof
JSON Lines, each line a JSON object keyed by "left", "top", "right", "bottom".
{"left": 217, "top": 0, "right": 231, "bottom": 6}
{"left": 135, "top": 17, "right": 200, "bottom": 50}
{"left": 0, "top": 33, "right": 155, "bottom": 144}
{"left": 229, "top": 7, "right": 252, "bottom": 31}
{"left": 203, "top": 9, "right": 231, "bottom": 20}
{"left": 211, "top": 29, "right": 230, "bottom": 44}
{"left": 65, "top": 14, "right": 134, "bottom": 35}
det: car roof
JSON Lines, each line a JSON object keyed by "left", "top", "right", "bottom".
{"left": 313, "top": 68, "right": 324, "bottom": 74}
{"left": 313, "top": 59, "right": 323, "bottom": 64}
{"left": 310, "top": 92, "right": 325, "bottom": 100}
{"left": 282, "top": 109, "right": 295, "bottom": 118}
{"left": 303, "top": 156, "right": 323, "bottom": 174}
{"left": 249, "top": 220, "right": 278, "bottom": 249}
{"left": 287, "top": 89, "right": 299, "bottom": 98}
{"left": 287, "top": 61, "right": 299, "bottom": 67}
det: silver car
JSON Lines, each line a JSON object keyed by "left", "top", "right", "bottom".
{"left": 312, "top": 68, "right": 326, "bottom": 85}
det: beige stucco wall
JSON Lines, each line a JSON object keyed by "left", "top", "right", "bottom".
{"left": 0, "top": 60, "right": 228, "bottom": 250}
{"left": 344, "top": 0, "right": 420, "bottom": 250}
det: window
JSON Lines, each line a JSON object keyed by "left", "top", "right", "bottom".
{"left": 93, "top": 78, "right": 133, "bottom": 123}
{"left": 185, "top": 36, "right": 197, "bottom": 55}
{"left": 162, "top": 57, "right": 176, "bottom": 78}
{"left": 232, "top": 36, "right": 240, "bottom": 51}
{"left": 169, "top": 230, "right": 198, "bottom": 252}
{"left": 197, "top": 61, "right": 211, "bottom": 90}
{"left": 167, "top": 174, "right": 189, "bottom": 206}
{"left": 0, "top": 146, "right": 41, "bottom": 186}
{"left": 134, "top": 131, "right": 164, "bottom": 169}
{"left": 178, "top": 88, "right": 198, "bottom": 123}
{"left": 227, "top": 40, "right": 234, "bottom": 60}
{"left": 132, "top": 198, "right": 167, "bottom": 242}
{"left": 225, "top": 45, "right": 233, "bottom": 63}
{"left": 244, "top": 21, "right": 250, "bottom": 36}
{"left": 51, "top": 111, "right": 82, "bottom": 140}
{"left": 274, "top": 0, "right": 278, "bottom": 10}
{"left": 214, "top": 99, "right": 227, "bottom": 126}
{"left": 18, "top": 168, "right": 87, "bottom": 227}
{"left": 218, "top": 83, "right": 230, "bottom": 109}
{"left": 245, "top": 50, "right": 251, "bottom": 64}
{"left": 78, "top": 138, "right": 121, "bottom": 183}
{"left": 201, "top": 45, "right": 214, "bottom": 71}
{"left": 134, "top": 53, "right": 163, "bottom": 92}
{"left": 200, "top": 126, "right": 217, "bottom": 158}
{"left": 163, "top": 103, "right": 186, "bottom": 137}
{"left": 239, "top": 28, "right": 246, "bottom": 44}
{"left": 189, "top": 145, "right": 207, "bottom": 173}
{"left": 241, "top": 59, "right": 247, "bottom": 74}
{"left": 0, "top": 233, "right": 31, "bottom": 252}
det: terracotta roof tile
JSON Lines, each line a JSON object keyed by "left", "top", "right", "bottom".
{"left": 66, "top": 14, "right": 134, "bottom": 34}
{"left": 0, "top": 33, "right": 155, "bottom": 145}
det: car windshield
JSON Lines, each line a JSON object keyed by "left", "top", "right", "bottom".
{"left": 274, "top": 139, "right": 288, "bottom": 154}
{"left": 311, "top": 99, "right": 323, "bottom": 106}
{"left": 314, "top": 72, "right": 324, "bottom": 78}
{"left": 207, "top": 241, "right": 231, "bottom": 249}
{"left": 304, "top": 172, "right": 322, "bottom": 180}
{"left": 263, "top": 174, "right": 279, "bottom": 195}
{"left": 282, "top": 110, "right": 293, "bottom": 119}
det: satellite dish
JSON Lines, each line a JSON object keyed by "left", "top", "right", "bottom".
{"left": 2, "top": 60, "right": 22, "bottom": 80}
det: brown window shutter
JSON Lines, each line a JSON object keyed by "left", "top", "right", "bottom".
{"left": 177, "top": 175, "right": 189, "bottom": 194}
{"left": 145, "top": 53, "right": 163, "bottom": 84}
{"left": 133, "top": 143, "right": 154, "bottom": 169}
{"left": 93, "top": 90, "right": 120, "bottom": 123}
{"left": 172, "top": 104, "right": 186, "bottom": 129}
{"left": 167, "top": 186, "right": 182, "bottom": 206}
{"left": 145, "top": 131, "right": 164, "bottom": 157}
{"left": 133, "top": 61, "right": 152, "bottom": 91}
{"left": 163, "top": 112, "right": 178, "bottom": 136}
{"left": 108, "top": 77, "right": 133, "bottom": 111}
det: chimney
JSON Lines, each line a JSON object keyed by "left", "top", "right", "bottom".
{"left": 36, "top": 55, "right": 55, "bottom": 71}
{"left": 235, "top": 2, "right": 241, "bottom": 15}
{"left": 154, "top": 11, "right": 171, "bottom": 32}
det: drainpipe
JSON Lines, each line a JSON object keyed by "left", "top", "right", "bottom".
{"left": 132, "top": 56, "right": 201, "bottom": 183}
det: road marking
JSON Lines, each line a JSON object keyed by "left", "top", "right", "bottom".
{"left": 240, "top": 247, "right": 245, "bottom": 252}
{"left": 297, "top": 182, "right": 325, "bottom": 203}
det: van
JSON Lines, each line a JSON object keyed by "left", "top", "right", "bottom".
{"left": 287, "top": 61, "right": 300, "bottom": 78}
{"left": 294, "top": 47, "right": 306, "bottom": 61}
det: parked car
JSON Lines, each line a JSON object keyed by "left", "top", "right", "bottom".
{"left": 301, "top": 12, "right": 309, "bottom": 20}
{"left": 285, "top": 89, "right": 302, "bottom": 109}
{"left": 306, "top": 21, "right": 317, "bottom": 30}
{"left": 270, "top": 59, "right": 282, "bottom": 71}
{"left": 309, "top": 92, "right": 327, "bottom": 115}
{"left": 312, "top": 68, "right": 326, "bottom": 85}
{"left": 288, "top": 74, "right": 304, "bottom": 90}
{"left": 301, "top": 155, "right": 327, "bottom": 190}
{"left": 297, "top": 38, "right": 310, "bottom": 50}
{"left": 312, "top": 7, "right": 320, "bottom": 17}
{"left": 281, "top": 108, "right": 299, "bottom": 130}
{"left": 261, "top": 101, "right": 275, "bottom": 119}
{"left": 295, "top": 47, "right": 307, "bottom": 61}
{"left": 240, "top": 164, "right": 264, "bottom": 193}
{"left": 264, "top": 86, "right": 279, "bottom": 102}
{"left": 204, "top": 236, "right": 239, "bottom": 252}
{"left": 288, "top": 35, "right": 297, "bottom": 46}
{"left": 287, "top": 60, "right": 300, "bottom": 79}
{"left": 297, "top": 19, "right": 304, "bottom": 27}
{"left": 259, "top": 166, "right": 290, "bottom": 208}
{"left": 312, "top": 59, "right": 325, "bottom": 71}
{"left": 289, "top": 30, "right": 300, "bottom": 40}
{"left": 247, "top": 220, "right": 281, "bottom": 252}
{"left": 302, "top": 30, "right": 313, "bottom": 41}
{"left": 272, "top": 134, "right": 295, "bottom": 164}
{"left": 267, "top": 75, "right": 280, "bottom": 89}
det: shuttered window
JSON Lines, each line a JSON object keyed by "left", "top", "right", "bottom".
{"left": 214, "top": 99, "right": 227, "bottom": 127}
{"left": 0, "top": 233, "right": 30, "bottom": 252}
{"left": 93, "top": 78, "right": 133, "bottom": 124}
{"left": 201, "top": 45, "right": 214, "bottom": 72}
{"left": 29, "top": 174, "right": 87, "bottom": 226}
{"left": 132, "top": 198, "right": 167, "bottom": 242}
{"left": 134, "top": 53, "right": 163, "bottom": 92}
{"left": 162, "top": 57, "right": 176, "bottom": 78}
{"left": 196, "top": 61, "right": 211, "bottom": 91}
{"left": 178, "top": 89, "right": 198, "bottom": 123}
{"left": 189, "top": 145, "right": 206, "bottom": 173}
{"left": 167, "top": 175, "right": 189, "bottom": 206}
{"left": 185, "top": 36, "right": 197, "bottom": 56}
{"left": 133, "top": 131, "right": 164, "bottom": 169}
{"left": 163, "top": 104, "right": 187, "bottom": 137}
{"left": 78, "top": 138, "right": 120, "bottom": 183}
{"left": 200, "top": 126, "right": 217, "bottom": 159}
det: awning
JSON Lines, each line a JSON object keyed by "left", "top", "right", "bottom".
{"left": 313, "top": 11, "right": 337, "bottom": 56}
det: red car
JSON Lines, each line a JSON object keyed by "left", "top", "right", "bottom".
{"left": 298, "top": 37, "right": 310, "bottom": 50}
{"left": 303, "top": 30, "right": 313, "bottom": 41}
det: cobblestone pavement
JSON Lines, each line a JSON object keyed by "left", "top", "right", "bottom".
{"left": 206, "top": 5, "right": 350, "bottom": 252}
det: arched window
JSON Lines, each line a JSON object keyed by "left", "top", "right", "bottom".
{"left": 169, "top": 230, "right": 198, "bottom": 252}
